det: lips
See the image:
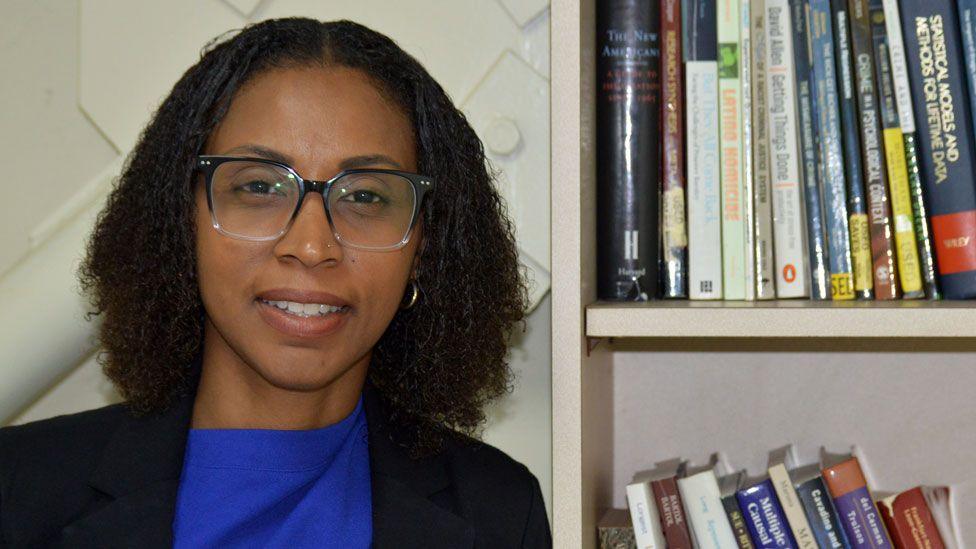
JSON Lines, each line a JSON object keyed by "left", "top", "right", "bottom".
{"left": 254, "top": 288, "right": 351, "bottom": 338}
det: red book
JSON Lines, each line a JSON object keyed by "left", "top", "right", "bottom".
{"left": 647, "top": 464, "right": 694, "bottom": 549}
{"left": 877, "top": 487, "right": 951, "bottom": 549}
{"left": 660, "top": 0, "right": 687, "bottom": 297}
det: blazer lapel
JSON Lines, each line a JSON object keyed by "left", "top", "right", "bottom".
{"left": 57, "top": 385, "right": 197, "bottom": 549}
{"left": 364, "top": 385, "right": 475, "bottom": 549}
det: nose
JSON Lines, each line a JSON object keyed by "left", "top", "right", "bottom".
{"left": 272, "top": 191, "right": 343, "bottom": 267}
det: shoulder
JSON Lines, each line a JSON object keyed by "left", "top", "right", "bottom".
{"left": 437, "top": 434, "right": 551, "bottom": 548}
{"left": 1, "top": 403, "right": 130, "bottom": 476}
{"left": 0, "top": 404, "right": 130, "bottom": 543}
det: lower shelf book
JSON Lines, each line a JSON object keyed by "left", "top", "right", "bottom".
{"left": 602, "top": 445, "right": 961, "bottom": 549}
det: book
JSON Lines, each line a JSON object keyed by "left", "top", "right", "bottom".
{"left": 876, "top": 486, "right": 949, "bottom": 549}
{"left": 821, "top": 452, "right": 894, "bottom": 548}
{"left": 736, "top": 476, "right": 798, "bottom": 548}
{"left": 751, "top": 0, "right": 777, "bottom": 299}
{"left": 720, "top": 0, "right": 747, "bottom": 299}
{"left": 869, "top": 0, "right": 926, "bottom": 298}
{"left": 792, "top": 0, "right": 832, "bottom": 300}
{"left": 627, "top": 476, "right": 668, "bottom": 549}
{"left": 883, "top": 0, "right": 942, "bottom": 299}
{"left": 678, "top": 456, "right": 740, "bottom": 549}
{"left": 720, "top": 471, "right": 757, "bottom": 548}
{"left": 742, "top": 0, "right": 758, "bottom": 300}
{"left": 686, "top": 0, "right": 725, "bottom": 300}
{"left": 810, "top": 0, "right": 857, "bottom": 299}
{"left": 848, "top": 0, "right": 901, "bottom": 299}
{"left": 900, "top": 0, "right": 976, "bottom": 299}
{"left": 644, "top": 459, "right": 696, "bottom": 549}
{"left": 767, "top": 0, "right": 811, "bottom": 297}
{"left": 791, "top": 463, "right": 852, "bottom": 549}
{"left": 960, "top": 0, "right": 976, "bottom": 153}
{"left": 663, "top": 0, "right": 689, "bottom": 298}
{"left": 831, "top": 0, "right": 875, "bottom": 298}
{"left": 768, "top": 446, "right": 818, "bottom": 549}
{"left": 600, "top": 508, "right": 639, "bottom": 549}
{"left": 596, "top": 0, "right": 663, "bottom": 301}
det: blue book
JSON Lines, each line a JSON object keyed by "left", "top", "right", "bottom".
{"left": 959, "top": 0, "right": 976, "bottom": 146}
{"left": 736, "top": 477, "right": 799, "bottom": 549}
{"left": 792, "top": 466, "right": 851, "bottom": 549}
{"left": 790, "top": 0, "right": 831, "bottom": 300}
{"left": 809, "top": 0, "right": 855, "bottom": 300}
{"left": 829, "top": 0, "right": 873, "bottom": 298}
{"left": 901, "top": 0, "right": 976, "bottom": 298}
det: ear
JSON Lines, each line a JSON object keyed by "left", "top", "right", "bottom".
{"left": 409, "top": 219, "right": 424, "bottom": 279}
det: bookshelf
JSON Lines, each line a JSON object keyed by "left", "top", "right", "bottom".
{"left": 550, "top": 1, "right": 976, "bottom": 548}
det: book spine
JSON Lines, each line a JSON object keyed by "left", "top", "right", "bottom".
{"left": 822, "top": 458, "right": 894, "bottom": 549}
{"left": 678, "top": 471, "right": 741, "bottom": 549}
{"left": 959, "top": 0, "right": 976, "bottom": 148}
{"left": 736, "top": 479, "right": 799, "bottom": 548}
{"left": 795, "top": 476, "right": 852, "bottom": 549}
{"left": 884, "top": 0, "right": 942, "bottom": 299}
{"left": 767, "top": 0, "right": 811, "bottom": 297}
{"left": 901, "top": 0, "right": 976, "bottom": 298}
{"left": 663, "top": 0, "right": 689, "bottom": 298}
{"left": 628, "top": 482, "right": 668, "bottom": 548}
{"left": 686, "top": 0, "right": 725, "bottom": 299}
{"left": 769, "top": 464, "right": 819, "bottom": 549}
{"left": 742, "top": 0, "right": 758, "bottom": 300}
{"left": 652, "top": 477, "right": 696, "bottom": 549}
{"left": 848, "top": 0, "right": 901, "bottom": 298}
{"left": 720, "top": 0, "right": 747, "bottom": 299}
{"left": 810, "top": 0, "right": 856, "bottom": 299}
{"left": 751, "top": 0, "right": 777, "bottom": 299}
{"left": 792, "top": 0, "right": 832, "bottom": 299}
{"left": 723, "top": 493, "right": 758, "bottom": 548}
{"left": 597, "top": 0, "right": 663, "bottom": 301}
{"left": 831, "top": 0, "right": 875, "bottom": 297}
{"left": 877, "top": 489, "right": 947, "bottom": 549}
{"left": 869, "top": 0, "right": 926, "bottom": 298}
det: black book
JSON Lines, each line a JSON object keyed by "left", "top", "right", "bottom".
{"left": 597, "top": 0, "right": 663, "bottom": 300}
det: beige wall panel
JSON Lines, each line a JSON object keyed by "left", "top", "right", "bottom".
{"left": 0, "top": 0, "right": 118, "bottom": 276}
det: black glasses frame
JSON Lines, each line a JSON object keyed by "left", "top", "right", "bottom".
{"left": 195, "top": 155, "right": 435, "bottom": 251}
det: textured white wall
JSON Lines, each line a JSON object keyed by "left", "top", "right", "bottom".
{"left": 1, "top": 0, "right": 552, "bottom": 517}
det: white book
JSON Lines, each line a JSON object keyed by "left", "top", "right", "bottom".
{"left": 626, "top": 479, "right": 667, "bottom": 549}
{"left": 678, "top": 459, "right": 739, "bottom": 549}
{"left": 719, "top": 0, "right": 746, "bottom": 300}
{"left": 687, "top": 59, "right": 724, "bottom": 300}
{"left": 768, "top": 446, "right": 818, "bottom": 549}
{"left": 764, "top": 0, "right": 810, "bottom": 298}
{"left": 741, "top": 0, "right": 756, "bottom": 301}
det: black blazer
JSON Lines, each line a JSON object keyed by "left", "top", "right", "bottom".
{"left": 0, "top": 378, "right": 551, "bottom": 548}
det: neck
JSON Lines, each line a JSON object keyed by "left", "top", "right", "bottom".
{"left": 190, "top": 323, "right": 368, "bottom": 431}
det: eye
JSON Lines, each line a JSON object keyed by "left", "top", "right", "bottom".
{"left": 340, "top": 189, "right": 385, "bottom": 204}
{"left": 236, "top": 180, "right": 287, "bottom": 196}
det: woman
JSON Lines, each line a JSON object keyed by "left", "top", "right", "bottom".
{"left": 0, "top": 18, "right": 550, "bottom": 548}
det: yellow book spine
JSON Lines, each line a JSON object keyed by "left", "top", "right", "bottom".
{"left": 882, "top": 128, "right": 922, "bottom": 295}
{"left": 848, "top": 212, "right": 873, "bottom": 294}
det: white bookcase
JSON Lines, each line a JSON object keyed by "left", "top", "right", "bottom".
{"left": 550, "top": 1, "right": 976, "bottom": 547}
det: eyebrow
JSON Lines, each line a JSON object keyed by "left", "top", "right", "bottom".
{"left": 218, "top": 144, "right": 404, "bottom": 171}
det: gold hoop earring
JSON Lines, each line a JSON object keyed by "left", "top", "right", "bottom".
{"left": 401, "top": 279, "right": 420, "bottom": 310}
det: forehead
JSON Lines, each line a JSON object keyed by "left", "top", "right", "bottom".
{"left": 205, "top": 65, "right": 416, "bottom": 175}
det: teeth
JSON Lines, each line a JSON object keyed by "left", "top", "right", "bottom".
{"left": 262, "top": 299, "right": 343, "bottom": 318}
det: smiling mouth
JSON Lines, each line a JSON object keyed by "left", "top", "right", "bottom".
{"left": 259, "top": 299, "right": 349, "bottom": 318}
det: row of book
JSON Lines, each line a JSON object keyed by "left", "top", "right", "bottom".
{"left": 596, "top": 0, "right": 976, "bottom": 301}
{"left": 598, "top": 446, "right": 960, "bottom": 549}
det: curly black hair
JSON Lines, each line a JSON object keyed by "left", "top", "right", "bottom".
{"left": 78, "top": 18, "right": 528, "bottom": 455}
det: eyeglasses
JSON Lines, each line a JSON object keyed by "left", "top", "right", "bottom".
{"left": 195, "top": 156, "right": 435, "bottom": 251}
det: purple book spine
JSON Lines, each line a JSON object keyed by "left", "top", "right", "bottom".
{"left": 831, "top": 487, "right": 893, "bottom": 548}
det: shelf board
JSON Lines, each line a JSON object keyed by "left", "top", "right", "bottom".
{"left": 586, "top": 300, "right": 976, "bottom": 338}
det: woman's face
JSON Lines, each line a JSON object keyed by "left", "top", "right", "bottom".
{"left": 194, "top": 65, "right": 420, "bottom": 393}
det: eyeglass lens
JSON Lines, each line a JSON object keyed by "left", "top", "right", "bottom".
{"left": 210, "top": 160, "right": 417, "bottom": 248}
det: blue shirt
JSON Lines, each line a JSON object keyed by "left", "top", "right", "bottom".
{"left": 172, "top": 397, "right": 372, "bottom": 548}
